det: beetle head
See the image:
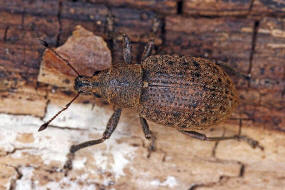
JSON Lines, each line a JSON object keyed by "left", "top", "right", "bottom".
{"left": 74, "top": 76, "right": 99, "bottom": 94}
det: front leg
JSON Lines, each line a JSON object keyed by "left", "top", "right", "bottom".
{"left": 106, "top": 12, "right": 132, "bottom": 65}
{"left": 70, "top": 108, "right": 122, "bottom": 153}
{"left": 141, "top": 40, "right": 154, "bottom": 62}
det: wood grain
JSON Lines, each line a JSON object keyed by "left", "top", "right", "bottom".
{"left": 0, "top": 0, "right": 284, "bottom": 189}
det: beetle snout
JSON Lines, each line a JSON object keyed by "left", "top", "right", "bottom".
{"left": 74, "top": 76, "right": 92, "bottom": 93}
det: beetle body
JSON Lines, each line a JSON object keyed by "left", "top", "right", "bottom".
{"left": 40, "top": 34, "right": 262, "bottom": 155}
{"left": 75, "top": 55, "right": 239, "bottom": 131}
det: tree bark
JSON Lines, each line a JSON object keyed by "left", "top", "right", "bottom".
{"left": 0, "top": 0, "right": 284, "bottom": 189}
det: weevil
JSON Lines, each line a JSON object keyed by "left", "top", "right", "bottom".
{"left": 39, "top": 34, "right": 263, "bottom": 155}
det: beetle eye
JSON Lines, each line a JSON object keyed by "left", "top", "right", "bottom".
{"left": 93, "top": 71, "right": 101, "bottom": 76}
{"left": 94, "top": 93, "right": 102, "bottom": 98}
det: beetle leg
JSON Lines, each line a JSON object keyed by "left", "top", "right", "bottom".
{"left": 122, "top": 34, "right": 132, "bottom": 64}
{"left": 140, "top": 117, "right": 156, "bottom": 158}
{"left": 69, "top": 108, "right": 122, "bottom": 154}
{"left": 141, "top": 16, "right": 160, "bottom": 62}
{"left": 141, "top": 40, "right": 154, "bottom": 62}
{"left": 64, "top": 108, "right": 122, "bottom": 171}
{"left": 179, "top": 130, "right": 264, "bottom": 150}
{"left": 140, "top": 117, "right": 152, "bottom": 139}
{"left": 106, "top": 12, "right": 133, "bottom": 65}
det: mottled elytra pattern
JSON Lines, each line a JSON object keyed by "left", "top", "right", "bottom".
{"left": 138, "top": 55, "right": 239, "bottom": 130}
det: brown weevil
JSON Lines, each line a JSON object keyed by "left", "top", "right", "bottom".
{"left": 39, "top": 34, "right": 263, "bottom": 156}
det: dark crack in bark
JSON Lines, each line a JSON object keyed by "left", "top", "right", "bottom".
{"left": 2, "top": 147, "right": 36, "bottom": 157}
{"left": 20, "top": 10, "right": 25, "bottom": 30}
{"left": 211, "top": 129, "right": 225, "bottom": 158}
{"left": 248, "top": 0, "right": 255, "bottom": 14}
{"left": 247, "top": 20, "right": 260, "bottom": 88}
{"left": 190, "top": 119, "right": 251, "bottom": 190}
{"left": 56, "top": 0, "right": 63, "bottom": 46}
{"left": 189, "top": 160, "right": 246, "bottom": 190}
{"left": 40, "top": 97, "right": 50, "bottom": 120}
{"left": 8, "top": 166, "right": 23, "bottom": 190}
{"left": 3, "top": 25, "right": 9, "bottom": 41}
{"left": 157, "top": 17, "right": 166, "bottom": 54}
{"left": 44, "top": 124, "right": 88, "bottom": 131}
{"left": 177, "top": 0, "right": 183, "bottom": 15}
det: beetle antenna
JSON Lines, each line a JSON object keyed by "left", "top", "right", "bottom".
{"left": 38, "top": 92, "right": 80, "bottom": 132}
{"left": 39, "top": 39, "right": 81, "bottom": 76}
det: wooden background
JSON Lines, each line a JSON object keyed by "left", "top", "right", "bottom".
{"left": 0, "top": 0, "right": 285, "bottom": 189}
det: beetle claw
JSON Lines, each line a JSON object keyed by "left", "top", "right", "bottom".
{"left": 238, "top": 135, "right": 264, "bottom": 151}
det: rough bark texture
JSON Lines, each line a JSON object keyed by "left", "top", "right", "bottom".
{"left": 0, "top": 0, "right": 285, "bottom": 189}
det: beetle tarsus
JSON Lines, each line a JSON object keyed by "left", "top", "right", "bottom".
{"left": 236, "top": 135, "right": 264, "bottom": 150}
{"left": 147, "top": 134, "right": 156, "bottom": 158}
{"left": 140, "top": 117, "right": 152, "bottom": 139}
{"left": 63, "top": 152, "right": 75, "bottom": 176}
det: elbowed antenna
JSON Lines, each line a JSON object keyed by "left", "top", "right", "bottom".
{"left": 39, "top": 39, "right": 81, "bottom": 76}
{"left": 38, "top": 40, "right": 82, "bottom": 132}
{"left": 38, "top": 92, "right": 80, "bottom": 131}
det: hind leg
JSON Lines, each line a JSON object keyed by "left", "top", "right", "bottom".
{"left": 179, "top": 130, "right": 264, "bottom": 150}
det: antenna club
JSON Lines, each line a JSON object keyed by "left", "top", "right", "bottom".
{"left": 38, "top": 93, "right": 80, "bottom": 132}
{"left": 38, "top": 123, "right": 48, "bottom": 132}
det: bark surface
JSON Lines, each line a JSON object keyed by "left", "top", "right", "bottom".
{"left": 0, "top": 0, "right": 284, "bottom": 189}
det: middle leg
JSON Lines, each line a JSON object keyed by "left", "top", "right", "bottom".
{"left": 70, "top": 108, "right": 122, "bottom": 154}
{"left": 140, "top": 117, "right": 156, "bottom": 158}
{"left": 64, "top": 108, "right": 122, "bottom": 171}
